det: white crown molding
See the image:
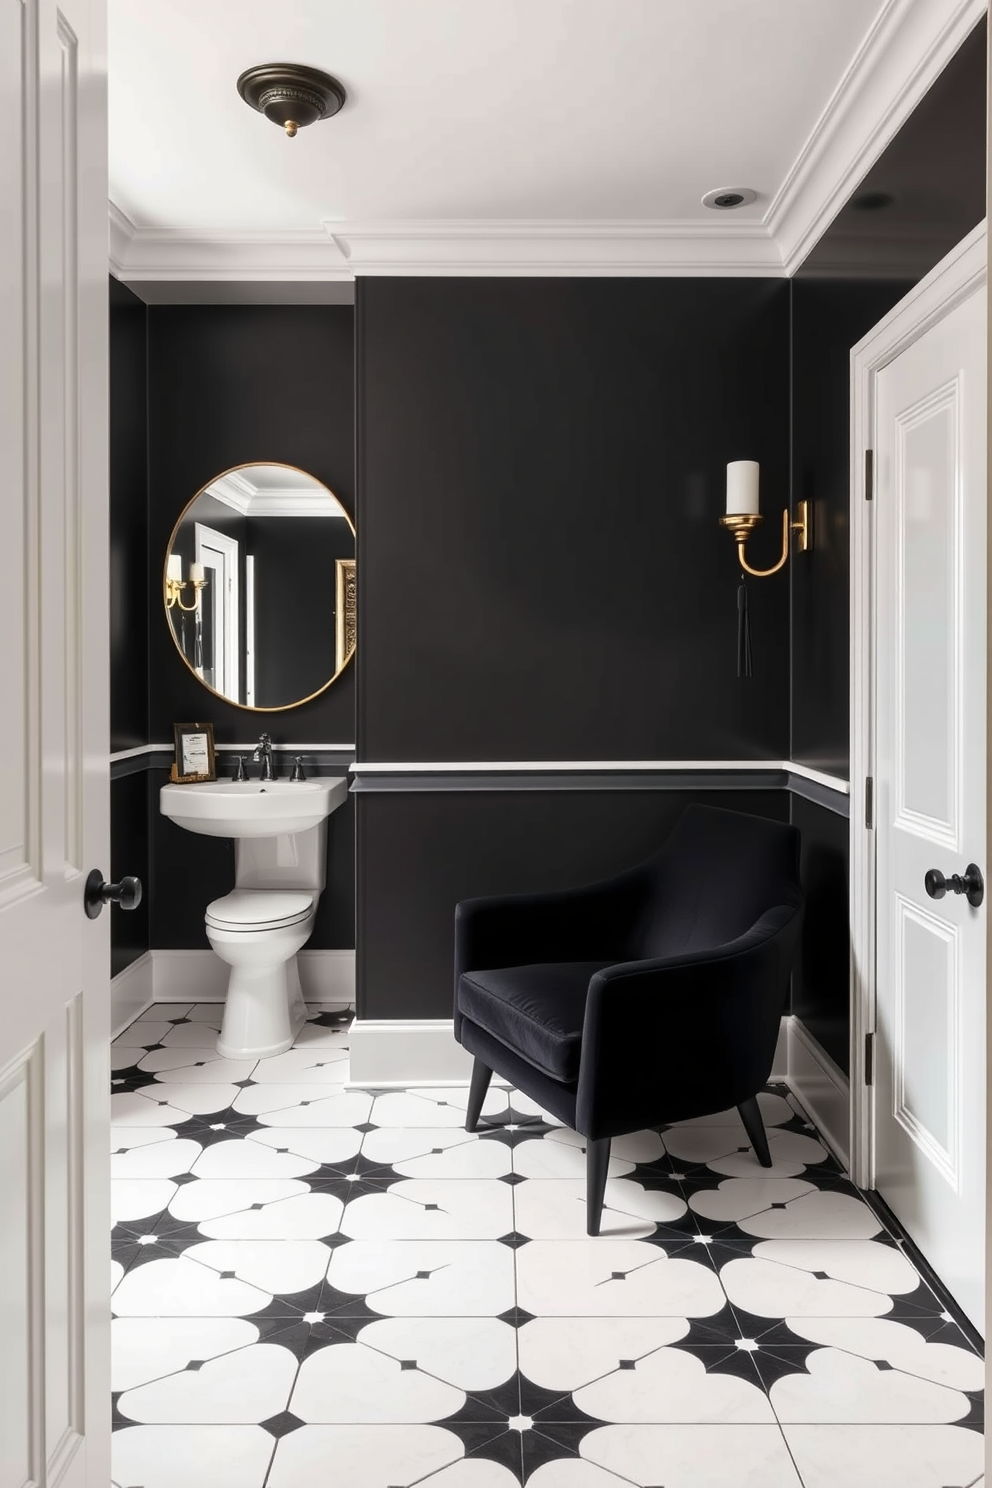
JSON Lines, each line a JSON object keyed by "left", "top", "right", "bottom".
{"left": 324, "top": 219, "right": 784, "bottom": 277}
{"left": 110, "top": 201, "right": 353, "bottom": 282}
{"left": 767, "top": 0, "right": 986, "bottom": 277}
{"left": 108, "top": 2, "right": 986, "bottom": 286}
{"left": 208, "top": 469, "right": 348, "bottom": 518}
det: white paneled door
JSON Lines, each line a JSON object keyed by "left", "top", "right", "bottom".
{"left": 0, "top": 0, "right": 111, "bottom": 1483}
{"left": 874, "top": 273, "right": 986, "bottom": 1333}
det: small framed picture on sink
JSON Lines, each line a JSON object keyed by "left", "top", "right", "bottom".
{"left": 173, "top": 721, "right": 217, "bottom": 782}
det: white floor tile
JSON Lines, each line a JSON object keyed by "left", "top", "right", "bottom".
{"left": 112, "top": 1046, "right": 152, "bottom": 1071}
{"left": 182, "top": 1238, "right": 332, "bottom": 1298}
{"left": 579, "top": 1424, "right": 803, "bottom": 1486}
{"left": 112, "top": 1127, "right": 183, "bottom": 1151}
{"left": 111, "top": 1259, "right": 124, "bottom": 1293}
{"left": 234, "top": 1086, "right": 369, "bottom": 1124}
{"left": 112, "top": 1425, "right": 274, "bottom": 1488}
{"left": 111, "top": 1317, "right": 260, "bottom": 1391}
{"left": 362, "top": 1128, "right": 512, "bottom": 1179}
{"left": 518, "top": 1317, "right": 690, "bottom": 1391}
{"left": 414, "top": 1465, "right": 520, "bottom": 1487}
{"left": 111, "top": 1091, "right": 193, "bottom": 1127}
{"left": 340, "top": 1180, "right": 513, "bottom": 1240}
{"left": 502, "top": 1089, "right": 564, "bottom": 1125}
{"left": 137, "top": 1048, "right": 257, "bottom": 1083}
{"left": 417, "top": 1086, "right": 512, "bottom": 1118}
{"left": 190, "top": 1137, "right": 319, "bottom": 1180}
{"left": 166, "top": 1177, "right": 310, "bottom": 1223}
{"left": 161, "top": 1022, "right": 225, "bottom": 1047}
{"left": 293, "top": 1022, "right": 352, "bottom": 1049}
{"left": 266, "top": 1424, "right": 464, "bottom": 1488}
{"left": 516, "top": 1240, "right": 725, "bottom": 1318}
{"left": 667, "top": 1092, "right": 795, "bottom": 1130}
{"left": 370, "top": 1091, "right": 486, "bottom": 1128}
{"left": 118, "top": 1341, "right": 298, "bottom": 1423}
{"left": 784, "top": 1318, "right": 984, "bottom": 1391}
{"left": 512, "top": 1135, "right": 635, "bottom": 1181}
{"left": 703, "top": 1129, "right": 830, "bottom": 1178}
{"left": 526, "top": 1465, "right": 636, "bottom": 1487}
{"left": 289, "top": 1340, "right": 465, "bottom": 1422}
{"left": 118, "top": 1020, "right": 174, "bottom": 1047}
{"left": 769, "top": 1347, "right": 971, "bottom": 1423}
{"left": 111, "top": 1179, "right": 179, "bottom": 1225}
{"left": 721, "top": 1256, "right": 897, "bottom": 1319}
{"left": 327, "top": 1239, "right": 515, "bottom": 1317}
{"left": 246, "top": 1126, "right": 365, "bottom": 1162}
{"left": 111, "top": 1257, "right": 272, "bottom": 1317}
{"left": 513, "top": 1178, "right": 687, "bottom": 1240}
{"left": 576, "top": 1346, "right": 776, "bottom": 1424}
{"left": 201, "top": 1193, "right": 344, "bottom": 1242}
{"left": 782, "top": 1424, "right": 984, "bottom": 1487}
{"left": 251, "top": 1048, "right": 350, "bottom": 1084}
{"left": 133, "top": 1082, "right": 241, "bottom": 1116}
{"left": 688, "top": 1177, "right": 817, "bottom": 1223}
{"left": 111, "top": 1137, "right": 202, "bottom": 1179}
{"left": 353, "top": 1317, "right": 517, "bottom": 1391}
{"left": 753, "top": 1239, "right": 921, "bottom": 1295}
{"left": 736, "top": 1190, "right": 882, "bottom": 1240}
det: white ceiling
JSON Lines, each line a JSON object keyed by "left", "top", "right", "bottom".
{"left": 108, "top": 0, "right": 984, "bottom": 288}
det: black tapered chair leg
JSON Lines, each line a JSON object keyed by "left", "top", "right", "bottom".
{"left": 586, "top": 1137, "right": 611, "bottom": 1236}
{"left": 738, "top": 1096, "right": 772, "bottom": 1167}
{"left": 465, "top": 1057, "right": 494, "bottom": 1132}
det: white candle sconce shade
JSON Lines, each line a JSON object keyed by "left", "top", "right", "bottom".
{"left": 720, "top": 460, "right": 811, "bottom": 577}
{"left": 165, "top": 554, "right": 209, "bottom": 612}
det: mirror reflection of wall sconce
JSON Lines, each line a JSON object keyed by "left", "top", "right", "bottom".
{"left": 718, "top": 461, "right": 812, "bottom": 577}
{"left": 165, "top": 555, "right": 209, "bottom": 612}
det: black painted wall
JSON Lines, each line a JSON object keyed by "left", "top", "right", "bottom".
{"left": 110, "top": 278, "right": 150, "bottom": 976}
{"left": 357, "top": 278, "right": 792, "bottom": 764}
{"left": 359, "top": 788, "right": 790, "bottom": 1021}
{"left": 146, "top": 304, "right": 356, "bottom": 743}
{"left": 110, "top": 276, "right": 149, "bottom": 753}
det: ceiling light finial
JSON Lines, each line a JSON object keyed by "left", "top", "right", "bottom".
{"left": 237, "top": 63, "right": 346, "bottom": 138}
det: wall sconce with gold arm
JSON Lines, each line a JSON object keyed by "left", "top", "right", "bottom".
{"left": 720, "top": 461, "right": 811, "bottom": 677}
{"left": 719, "top": 460, "right": 811, "bottom": 576}
{"left": 165, "top": 555, "right": 209, "bottom": 612}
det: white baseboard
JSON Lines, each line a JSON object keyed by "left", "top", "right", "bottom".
{"left": 785, "top": 1016, "right": 851, "bottom": 1170}
{"left": 348, "top": 1019, "right": 475, "bottom": 1087}
{"left": 147, "top": 948, "right": 356, "bottom": 1004}
{"left": 111, "top": 952, "right": 154, "bottom": 1037}
{"left": 348, "top": 1014, "right": 793, "bottom": 1090}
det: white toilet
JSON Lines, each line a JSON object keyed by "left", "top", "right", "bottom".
{"left": 205, "top": 817, "right": 327, "bottom": 1059}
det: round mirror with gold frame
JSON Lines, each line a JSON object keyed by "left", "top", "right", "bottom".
{"left": 163, "top": 462, "right": 355, "bottom": 712}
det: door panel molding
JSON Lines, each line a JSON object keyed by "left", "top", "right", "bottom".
{"left": 850, "top": 217, "right": 986, "bottom": 1190}
{"left": 892, "top": 892, "right": 960, "bottom": 1188}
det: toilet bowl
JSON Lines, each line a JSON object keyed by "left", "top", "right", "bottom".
{"left": 203, "top": 821, "right": 328, "bottom": 1060}
{"left": 206, "top": 889, "right": 316, "bottom": 1058}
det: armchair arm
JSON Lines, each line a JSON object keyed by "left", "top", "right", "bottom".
{"left": 455, "top": 860, "right": 650, "bottom": 983}
{"left": 575, "top": 902, "right": 802, "bottom": 1140}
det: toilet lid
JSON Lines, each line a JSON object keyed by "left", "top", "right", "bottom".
{"left": 205, "top": 888, "right": 314, "bottom": 932}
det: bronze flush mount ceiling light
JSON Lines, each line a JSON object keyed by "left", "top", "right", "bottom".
{"left": 236, "top": 63, "right": 346, "bottom": 138}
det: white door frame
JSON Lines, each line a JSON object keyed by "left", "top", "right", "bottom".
{"left": 194, "top": 521, "right": 240, "bottom": 701}
{"left": 849, "top": 218, "right": 987, "bottom": 1190}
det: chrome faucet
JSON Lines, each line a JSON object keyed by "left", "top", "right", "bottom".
{"left": 253, "top": 732, "right": 275, "bottom": 781}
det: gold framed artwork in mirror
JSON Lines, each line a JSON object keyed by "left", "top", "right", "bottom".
{"left": 163, "top": 462, "right": 355, "bottom": 712}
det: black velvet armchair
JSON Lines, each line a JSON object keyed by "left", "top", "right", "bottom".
{"left": 453, "top": 803, "right": 804, "bottom": 1235}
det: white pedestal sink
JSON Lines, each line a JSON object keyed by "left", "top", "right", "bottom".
{"left": 160, "top": 777, "right": 348, "bottom": 838}
{"left": 159, "top": 775, "right": 349, "bottom": 1057}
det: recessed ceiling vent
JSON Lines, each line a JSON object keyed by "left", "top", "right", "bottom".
{"left": 702, "top": 187, "right": 758, "bottom": 210}
{"left": 237, "top": 63, "right": 346, "bottom": 138}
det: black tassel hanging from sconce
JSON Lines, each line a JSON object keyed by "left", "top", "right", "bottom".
{"left": 737, "top": 575, "right": 752, "bottom": 678}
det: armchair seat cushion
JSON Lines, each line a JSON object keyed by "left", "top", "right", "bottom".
{"left": 457, "top": 961, "right": 614, "bottom": 1083}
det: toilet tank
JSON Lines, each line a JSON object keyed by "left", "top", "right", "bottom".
{"left": 234, "top": 819, "right": 328, "bottom": 893}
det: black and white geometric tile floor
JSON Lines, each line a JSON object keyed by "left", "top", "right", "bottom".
{"left": 110, "top": 1002, "right": 986, "bottom": 1487}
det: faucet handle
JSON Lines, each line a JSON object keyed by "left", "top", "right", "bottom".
{"left": 232, "top": 755, "right": 248, "bottom": 781}
{"left": 291, "top": 754, "right": 307, "bottom": 782}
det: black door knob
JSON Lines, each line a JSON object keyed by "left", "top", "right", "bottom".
{"left": 84, "top": 869, "right": 143, "bottom": 920}
{"left": 924, "top": 863, "right": 984, "bottom": 909}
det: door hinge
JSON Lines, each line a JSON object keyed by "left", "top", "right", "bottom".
{"left": 865, "top": 1031, "right": 875, "bottom": 1087}
{"left": 865, "top": 448, "right": 874, "bottom": 501}
{"left": 865, "top": 776, "right": 873, "bottom": 830}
